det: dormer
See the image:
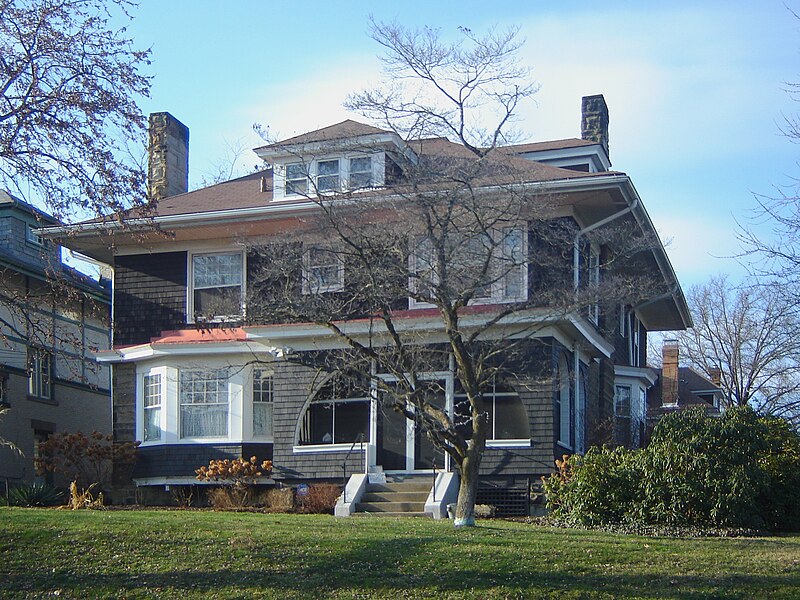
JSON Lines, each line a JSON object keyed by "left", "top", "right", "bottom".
{"left": 254, "top": 120, "right": 416, "bottom": 200}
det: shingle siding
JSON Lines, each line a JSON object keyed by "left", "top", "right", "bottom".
{"left": 114, "top": 252, "right": 187, "bottom": 345}
{"left": 134, "top": 443, "right": 273, "bottom": 479}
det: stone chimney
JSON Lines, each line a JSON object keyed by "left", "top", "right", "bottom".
{"left": 148, "top": 112, "right": 189, "bottom": 202}
{"left": 661, "top": 339, "right": 679, "bottom": 406}
{"left": 581, "top": 94, "right": 609, "bottom": 158}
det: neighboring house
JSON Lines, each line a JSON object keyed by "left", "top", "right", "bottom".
{"left": 49, "top": 97, "right": 691, "bottom": 512}
{"left": 641, "top": 339, "right": 723, "bottom": 441}
{"left": 0, "top": 191, "right": 111, "bottom": 488}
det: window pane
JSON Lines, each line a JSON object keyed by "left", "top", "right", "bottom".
{"left": 614, "top": 385, "right": 631, "bottom": 417}
{"left": 253, "top": 403, "right": 273, "bottom": 437}
{"left": 300, "top": 402, "right": 334, "bottom": 444}
{"left": 180, "top": 369, "right": 229, "bottom": 438}
{"left": 194, "top": 287, "right": 241, "bottom": 317}
{"left": 286, "top": 163, "right": 306, "bottom": 179}
{"left": 318, "top": 160, "right": 339, "bottom": 175}
{"left": 350, "top": 157, "right": 371, "bottom": 172}
{"left": 494, "top": 394, "right": 530, "bottom": 439}
{"left": 333, "top": 400, "right": 370, "bottom": 444}
{"left": 502, "top": 229, "right": 525, "bottom": 300}
{"left": 349, "top": 157, "right": 372, "bottom": 188}
{"left": 193, "top": 254, "right": 242, "bottom": 288}
{"left": 144, "top": 406, "right": 160, "bottom": 441}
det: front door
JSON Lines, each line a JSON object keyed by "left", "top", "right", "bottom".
{"left": 377, "top": 378, "right": 446, "bottom": 471}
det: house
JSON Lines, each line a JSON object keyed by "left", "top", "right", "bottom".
{"left": 0, "top": 191, "right": 111, "bottom": 489}
{"left": 639, "top": 339, "right": 723, "bottom": 442}
{"left": 48, "top": 97, "right": 691, "bottom": 514}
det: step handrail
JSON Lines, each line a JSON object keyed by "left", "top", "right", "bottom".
{"left": 341, "top": 432, "right": 365, "bottom": 503}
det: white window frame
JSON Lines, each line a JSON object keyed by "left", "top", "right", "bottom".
{"left": 285, "top": 162, "right": 309, "bottom": 196}
{"left": 629, "top": 313, "right": 641, "bottom": 367}
{"left": 179, "top": 368, "right": 230, "bottom": 439}
{"left": 348, "top": 155, "right": 373, "bottom": 189}
{"left": 252, "top": 368, "right": 274, "bottom": 441}
{"left": 302, "top": 247, "right": 344, "bottom": 294}
{"left": 26, "top": 224, "right": 43, "bottom": 246}
{"left": 316, "top": 158, "right": 341, "bottom": 193}
{"left": 28, "top": 347, "right": 52, "bottom": 400}
{"left": 140, "top": 367, "right": 166, "bottom": 443}
{"left": 453, "top": 375, "right": 530, "bottom": 444}
{"left": 188, "top": 250, "right": 245, "bottom": 323}
{"left": 409, "top": 226, "right": 528, "bottom": 309}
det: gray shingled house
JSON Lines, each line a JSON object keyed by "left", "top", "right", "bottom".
{"left": 47, "top": 97, "right": 691, "bottom": 515}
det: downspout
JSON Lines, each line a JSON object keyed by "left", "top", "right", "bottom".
{"left": 572, "top": 195, "right": 638, "bottom": 453}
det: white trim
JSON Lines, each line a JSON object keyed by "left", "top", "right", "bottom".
{"left": 486, "top": 439, "right": 531, "bottom": 448}
{"left": 293, "top": 442, "right": 367, "bottom": 454}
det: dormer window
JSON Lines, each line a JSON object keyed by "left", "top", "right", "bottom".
{"left": 26, "top": 224, "right": 43, "bottom": 246}
{"left": 317, "top": 159, "right": 340, "bottom": 192}
{"left": 286, "top": 163, "right": 308, "bottom": 195}
{"left": 349, "top": 156, "right": 372, "bottom": 189}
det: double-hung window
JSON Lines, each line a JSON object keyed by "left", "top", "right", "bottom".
{"left": 349, "top": 156, "right": 372, "bottom": 189}
{"left": 303, "top": 247, "right": 344, "bottom": 293}
{"left": 252, "top": 369, "right": 273, "bottom": 439}
{"left": 285, "top": 163, "right": 308, "bottom": 195}
{"left": 614, "top": 384, "right": 632, "bottom": 418}
{"left": 28, "top": 348, "right": 52, "bottom": 400}
{"left": 179, "top": 368, "right": 229, "bottom": 438}
{"left": 143, "top": 373, "right": 162, "bottom": 442}
{"left": 191, "top": 252, "right": 243, "bottom": 321}
{"left": 316, "top": 159, "right": 340, "bottom": 192}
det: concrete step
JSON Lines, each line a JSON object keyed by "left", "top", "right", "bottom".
{"left": 356, "top": 501, "right": 427, "bottom": 513}
{"left": 366, "top": 481, "right": 432, "bottom": 493}
{"left": 362, "top": 491, "right": 429, "bottom": 503}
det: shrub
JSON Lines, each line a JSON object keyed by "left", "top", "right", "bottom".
{"left": 543, "top": 407, "right": 800, "bottom": 531}
{"left": 543, "top": 447, "right": 639, "bottom": 526}
{"left": 297, "top": 483, "right": 341, "bottom": 514}
{"left": 6, "top": 482, "right": 64, "bottom": 507}
{"left": 35, "top": 431, "right": 139, "bottom": 492}
{"left": 261, "top": 487, "right": 295, "bottom": 511}
{"left": 195, "top": 456, "right": 272, "bottom": 510}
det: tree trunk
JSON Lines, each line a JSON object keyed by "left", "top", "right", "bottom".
{"left": 454, "top": 448, "right": 482, "bottom": 527}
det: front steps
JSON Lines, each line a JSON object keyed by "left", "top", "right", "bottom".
{"left": 353, "top": 475, "right": 433, "bottom": 517}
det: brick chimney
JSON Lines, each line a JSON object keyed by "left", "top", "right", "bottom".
{"left": 581, "top": 95, "right": 609, "bottom": 159}
{"left": 661, "top": 339, "right": 679, "bottom": 406}
{"left": 148, "top": 112, "right": 189, "bottom": 202}
{"left": 708, "top": 367, "right": 721, "bottom": 387}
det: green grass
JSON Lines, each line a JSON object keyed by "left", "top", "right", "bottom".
{"left": 1, "top": 508, "right": 799, "bottom": 599}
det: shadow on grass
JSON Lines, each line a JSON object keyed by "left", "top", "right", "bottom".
{"left": 4, "top": 531, "right": 798, "bottom": 599}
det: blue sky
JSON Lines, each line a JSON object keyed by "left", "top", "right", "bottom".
{"left": 122, "top": 0, "right": 800, "bottom": 288}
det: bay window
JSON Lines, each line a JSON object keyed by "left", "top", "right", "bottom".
{"left": 190, "top": 252, "right": 243, "bottom": 321}
{"left": 180, "top": 368, "right": 229, "bottom": 438}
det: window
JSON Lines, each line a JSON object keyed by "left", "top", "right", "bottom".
{"left": 0, "top": 372, "right": 8, "bottom": 406}
{"left": 614, "top": 384, "right": 632, "bottom": 417}
{"left": 191, "top": 252, "right": 243, "bottom": 321}
{"left": 557, "top": 355, "right": 571, "bottom": 447}
{"left": 298, "top": 376, "right": 370, "bottom": 446}
{"left": 28, "top": 348, "right": 52, "bottom": 400}
{"left": 316, "top": 159, "right": 340, "bottom": 192}
{"left": 143, "top": 373, "right": 162, "bottom": 442}
{"left": 410, "top": 227, "right": 527, "bottom": 307}
{"left": 303, "top": 247, "right": 344, "bottom": 293}
{"left": 629, "top": 313, "right": 641, "bottom": 367}
{"left": 253, "top": 369, "right": 273, "bottom": 439}
{"left": 349, "top": 156, "right": 372, "bottom": 189}
{"left": 179, "top": 369, "right": 229, "bottom": 438}
{"left": 26, "top": 225, "right": 43, "bottom": 246}
{"left": 285, "top": 163, "right": 308, "bottom": 195}
{"left": 453, "top": 377, "right": 530, "bottom": 441}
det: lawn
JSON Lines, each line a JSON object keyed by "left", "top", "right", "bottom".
{"left": 1, "top": 509, "right": 799, "bottom": 599}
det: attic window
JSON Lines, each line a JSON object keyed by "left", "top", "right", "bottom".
{"left": 349, "top": 156, "right": 372, "bottom": 188}
{"left": 286, "top": 163, "right": 308, "bottom": 195}
{"left": 317, "top": 159, "right": 340, "bottom": 192}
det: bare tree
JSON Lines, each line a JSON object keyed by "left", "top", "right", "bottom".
{"left": 0, "top": 0, "right": 151, "bottom": 221}
{"left": 247, "top": 23, "right": 659, "bottom": 526}
{"left": 677, "top": 275, "right": 800, "bottom": 426}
